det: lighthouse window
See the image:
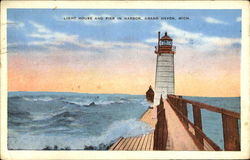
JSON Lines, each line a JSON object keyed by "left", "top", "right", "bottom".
{"left": 161, "top": 40, "right": 172, "bottom": 45}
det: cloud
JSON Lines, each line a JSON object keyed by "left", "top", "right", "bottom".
{"left": 7, "top": 19, "right": 25, "bottom": 29}
{"left": 145, "top": 38, "right": 158, "bottom": 43}
{"left": 81, "top": 39, "right": 151, "bottom": 51}
{"left": 158, "top": 22, "right": 240, "bottom": 52}
{"left": 155, "top": 21, "right": 240, "bottom": 82}
{"left": 204, "top": 17, "right": 228, "bottom": 25}
{"left": 9, "top": 37, "right": 155, "bottom": 81}
{"left": 29, "top": 21, "right": 50, "bottom": 33}
{"left": 8, "top": 18, "right": 240, "bottom": 96}
{"left": 25, "top": 20, "right": 240, "bottom": 64}
{"left": 10, "top": 21, "right": 155, "bottom": 76}
{"left": 25, "top": 21, "right": 152, "bottom": 54}
{"left": 236, "top": 16, "right": 241, "bottom": 22}
{"left": 28, "top": 21, "right": 79, "bottom": 47}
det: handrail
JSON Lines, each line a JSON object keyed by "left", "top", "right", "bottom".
{"left": 167, "top": 95, "right": 240, "bottom": 151}
{"left": 154, "top": 97, "right": 168, "bottom": 150}
{"left": 168, "top": 98, "right": 221, "bottom": 150}
{"left": 168, "top": 95, "right": 240, "bottom": 119}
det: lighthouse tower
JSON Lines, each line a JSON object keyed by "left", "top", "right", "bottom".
{"left": 153, "top": 32, "right": 176, "bottom": 106}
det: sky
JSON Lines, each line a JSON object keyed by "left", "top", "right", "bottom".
{"left": 7, "top": 9, "right": 241, "bottom": 97}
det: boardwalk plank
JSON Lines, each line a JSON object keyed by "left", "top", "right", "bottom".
{"left": 131, "top": 136, "right": 141, "bottom": 150}
{"left": 123, "top": 137, "right": 134, "bottom": 150}
{"left": 137, "top": 134, "right": 146, "bottom": 150}
{"left": 126, "top": 137, "right": 136, "bottom": 150}
{"left": 109, "top": 138, "right": 122, "bottom": 150}
{"left": 118, "top": 137, "right": 131, "bottom": 150}
{"left": 109, "top": 133, "right": 155, "bottom": 151}
{"left": 150, "top": 133, "right": 154, "bottom": 150}
{"left": 113, "top": 138, "right": 125, "bottom": 150}
{"left": 142, "top": 134, "right": 150, "bottom": 150}
{"left": 146, "top": 133, "right": 153, "bottom": 150}
{"left": 145, "top": 133, "right": 151, "bottom": 150}
{"left": 127, "top": 137, "right": 136, "bottom": 150}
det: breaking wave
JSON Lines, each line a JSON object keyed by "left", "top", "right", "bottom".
{"left": 8, "top": 118, "right": 152, "bottom": 150}
{"left": 22, "top": 97, "right": 54, "bottom": 102}
{"left": 62, "top": 99, "right": 126, "bottom": 107}
{"left": 8, "top": 92, "right": 149, "bottom": 150}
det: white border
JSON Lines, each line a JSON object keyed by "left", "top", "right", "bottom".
{"left": 1, "top": 1, "right": 249, "bottom": 159}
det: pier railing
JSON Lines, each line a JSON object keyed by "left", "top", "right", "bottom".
{"left": 154, "top": 97, "right": 168, "bottom": 150}
{"left": 167, "top": 95, "right": 240, "bottom": 151}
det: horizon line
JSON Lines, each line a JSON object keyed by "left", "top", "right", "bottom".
{"left": 8, "top": 91, "right": 240, "bottom": 98}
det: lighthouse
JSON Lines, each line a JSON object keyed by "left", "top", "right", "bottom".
{"left": 153, "top": 32, "right": 176, "bottom": 106}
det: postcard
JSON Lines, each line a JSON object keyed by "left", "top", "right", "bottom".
{"left": 0, "top": 1, "right": 249, "bottom": 159}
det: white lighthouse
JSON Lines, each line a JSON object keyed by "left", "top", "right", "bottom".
{"left": 153, "top": 32, "right": 176, "bottom": 106}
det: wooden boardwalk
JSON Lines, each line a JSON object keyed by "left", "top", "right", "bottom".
{"left": 109, "top": 95, "right": 240, "bottom": 151}
{"left": 140, "top": 108, "right": 157, "bottom": 128}
{"left": 109, "top": 132, "right": 154, "bottom": 151}
{"left": 163, "top": 100, "right": 199, "bottom": 150}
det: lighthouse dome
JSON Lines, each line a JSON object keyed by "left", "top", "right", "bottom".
{"left": 154, "top": 31, "right": 175, "bottom": 54}
{"left": 160, "top": 32, "right": 172, "bottom": 41}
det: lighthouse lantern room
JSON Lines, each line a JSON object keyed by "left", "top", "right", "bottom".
{"left": 153, "top": 32, "right": 176, "bottom": 106}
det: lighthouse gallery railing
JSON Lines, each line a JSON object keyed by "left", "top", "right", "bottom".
{"left": 167, "top": 95, "right": 240, "bottom": 151}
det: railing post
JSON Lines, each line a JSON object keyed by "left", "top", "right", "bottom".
{"left": 154, "top": 96, "right": 168, "bottom": 150}
{"left": 177, "top": 97, "right": 184, "bottom": 124}
{"left": 192, "top": 105, "right": 204, "bottom": 147}
{"left": 182, "top": 101, "right": 188, "bottom": 128}
{"left": 222, "top": 114, "right": 240, "bottom": 151}
{"left": 175, "top": 98, "right": 180, "bottom": 115}
{"left": 153, "top": 121, "right": 159, "bottom": 150}
{"left": 158, "top": 113, "right": 163, "bottom": 149}
{"left": 162, "top": 111, "right": 168, "bottom": 149}
{"left": 182, "top": 102, "right": 188, "bottom": 117}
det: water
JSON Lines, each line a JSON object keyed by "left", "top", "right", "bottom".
{"left": 8, "top": 92, "right": 153, "bottom": 150}
{"left": 8, "top": 92, "right": 240, "bottom": 150}
{"left": 184, "top": 96, "right": 240, "bottom": 150}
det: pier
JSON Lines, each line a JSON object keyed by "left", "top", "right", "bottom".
{"left": 110, "top": 31, "right": 240, "bottom": 151}
{"left": 109, "top": 132, "right": 154, "bottom": 151}
{"left": 109, "top": 95, "right": 240, "bottom": 151}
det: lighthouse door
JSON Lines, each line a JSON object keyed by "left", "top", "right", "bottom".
{"left": 162, "top": 90, "right": 167, "bottom": 99}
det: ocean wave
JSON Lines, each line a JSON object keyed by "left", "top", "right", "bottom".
{"left": 39, "top": 111, "right": 81, "bottom": 126}
{"left": 103, "top": 118, "right": 153, "bottom": 138}
{"left": 140, "top": 99, "right": 150, "bottom": 107}
{"left": 62, "top": 99, "right": 126, "bottom": 107}
{"left": 22, "top": 96, "right": 54, "bottom": 102}
{"left": 51, "top": 113, "right": 78, "bottom": 126}
{"left": 31, "top": 113, "right": 55, "bottom": 121}
{"left": 20, "top": 111, "right": 84, "bottom": 131}
{"left": 8, "top": 118, "right": 153, "bottom": 150}
{"left": 78, "top": 118, "right": 153, "bottom": 149}
{"left": 9, "top": 96, "right": 22, "bottom": 100}
{"left": 53, "top": 111, "right": 79, "bottom": 119}
{"left": 62, "top": 100, "right": 90, "bottom": 106}
{"left": 8, "top": 110, "right": 32, "bottom": 122}
{"left": 8, "top": 93, "right": 150, "bottom": 150}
